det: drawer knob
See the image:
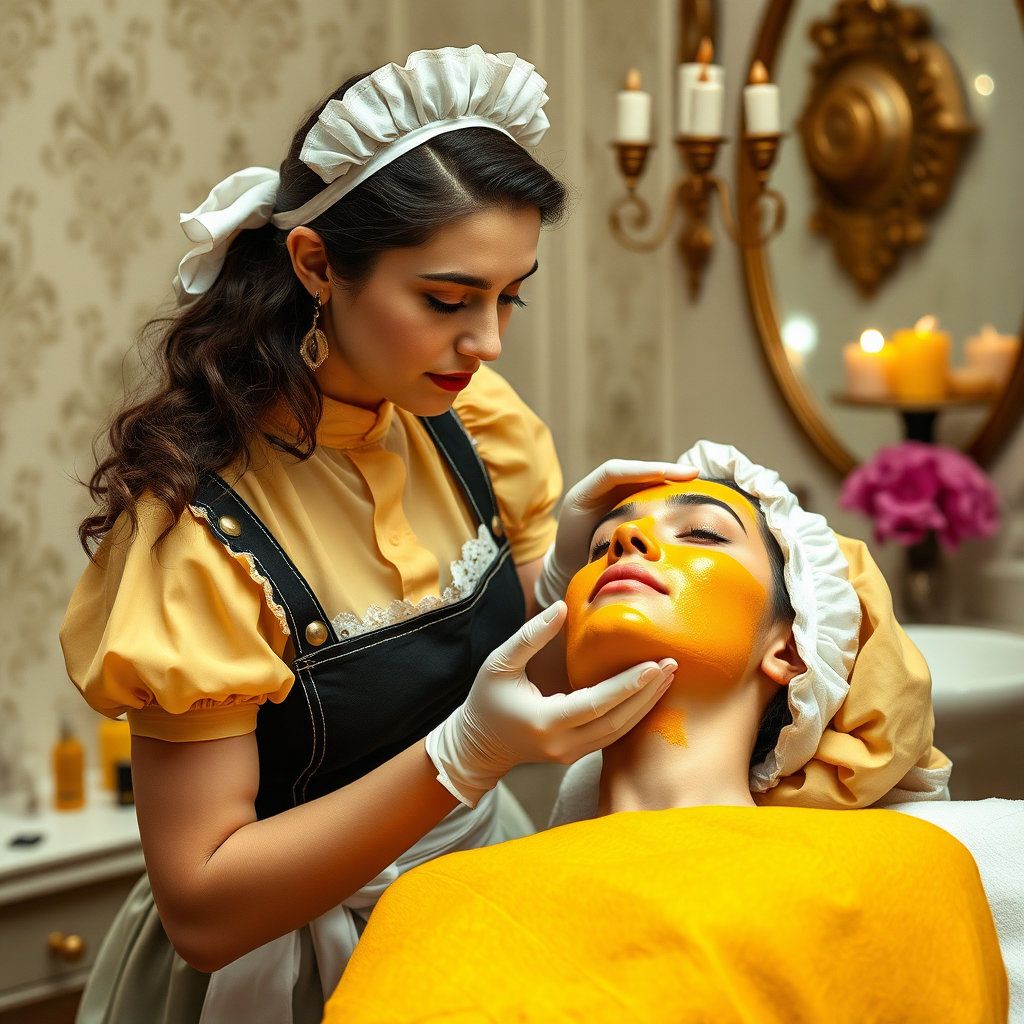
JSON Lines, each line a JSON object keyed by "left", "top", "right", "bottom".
{"left": 48, "top": 932, "right": 87, "bottom": 962}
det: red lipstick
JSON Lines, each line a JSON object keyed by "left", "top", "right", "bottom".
{"left": 426, "top": 371, "right": 474, "bottom": 392}
{"left": 589, "top": 563, "right": 670, "bottom": 603}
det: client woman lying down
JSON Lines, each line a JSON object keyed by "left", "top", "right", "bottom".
{"left": 326, "top": 442, "right": 1008, "bottom": 1024}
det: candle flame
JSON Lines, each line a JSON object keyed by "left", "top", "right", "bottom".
{"left": 914, "top": 314, "right": 938, "bottom": 334}
{"left": 696, "top": 36, "right": 714, "bottom": 64}
{"left": 625, "top": 68, "right": 642, "bottom": 91}
{"left": 860, "top": 329, "right": 885, "bottom": 353}
{"left": 749, "top": 60, "right": 769, "bottom": 85}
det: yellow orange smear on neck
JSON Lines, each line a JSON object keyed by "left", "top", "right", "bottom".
{"left": 645, "top": 703, "right": 688, "bottom": 747}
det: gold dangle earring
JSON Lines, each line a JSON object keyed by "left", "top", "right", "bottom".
{"left": 300, "top": 291, "right": 329, "bottom": 371}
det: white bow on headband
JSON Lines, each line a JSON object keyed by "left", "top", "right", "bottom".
{"left": 173, "top": 46, "right": 550, "bottom": 304}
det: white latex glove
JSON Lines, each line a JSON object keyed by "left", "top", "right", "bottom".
{"left": 535, "top": 459, "right": 699, "bottom": 607}
{"left": 425, "top": 602, "right": 676, "bottom": 807}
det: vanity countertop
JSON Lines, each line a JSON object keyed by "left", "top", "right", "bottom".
{"left": 0, "top": 781, "right": 143, "bottom": 907}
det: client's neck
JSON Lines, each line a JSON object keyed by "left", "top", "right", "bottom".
{"left": 598, "top": 678, "right": 765, "bottom": 814}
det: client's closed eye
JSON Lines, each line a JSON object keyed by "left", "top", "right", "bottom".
{"left": 676, "top": 528, "right": 728, "bottom": 544}
{"left": 590, "top": 540, "right": 610, "bottom": 561}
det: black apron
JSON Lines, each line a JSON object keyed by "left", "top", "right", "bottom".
{"left": 190, "top": 409, "right": 526, "bottom": 819}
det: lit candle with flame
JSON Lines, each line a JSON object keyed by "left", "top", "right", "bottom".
{"left": 891, "top": 315, "right": 950, "bottom": 402}
{"left": 677, "top": 37, "right": 724, "bottom": 136}
{"left": 616, "top": 68, "right": 652, "bottom": 144}
{"left": 844, "top": 329, "right": 894, "bottom": 399}
{"left": 743, "top": 61, "right": 780, "bottom": 134}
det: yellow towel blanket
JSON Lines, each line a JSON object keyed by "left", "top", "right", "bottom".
{"left": 327, "top": 806, "right": 1007, "bottom": 1024}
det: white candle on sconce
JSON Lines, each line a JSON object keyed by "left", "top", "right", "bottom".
{"left": 616, "top": 68, "right": 652, "bottom": 144}
{"left": 677, "top": 37, "right": 724, "bottom": 135}
{"left": 844, "top": 328, "right": 895, "bottom": 399}
{"left": 687, "top": 63, "right": 724, "bottom": 137}
{"left": 743, "top": 60, "right": 780, "bottom": 134}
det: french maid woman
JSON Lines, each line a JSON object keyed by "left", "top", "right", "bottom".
{"left": 60, "top": 47, "right": 688, "bottom": 1023}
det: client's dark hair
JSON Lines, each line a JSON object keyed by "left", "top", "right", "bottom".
{"left": 80, "top": 70, "right": 568, "bottom": 552}
{"left": 705, "top": 479, "right": 795, "bottom": 769}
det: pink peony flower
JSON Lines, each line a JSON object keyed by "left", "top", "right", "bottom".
{"left": 840, "top": 441, "right": 1000, "bottom": 550}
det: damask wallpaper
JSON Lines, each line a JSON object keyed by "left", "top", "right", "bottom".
{"left": 9, "top": 0, "right": 1006, "bottom": 788}
{"left": 0, "top": 0, "right": 401, "bottom": 779}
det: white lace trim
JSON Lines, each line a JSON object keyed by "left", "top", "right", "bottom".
{"left": 188, "top": 504, "right": 291, "bottom": 636}
{"left": 332, "top": 524, "right": 499, "bottom": 640}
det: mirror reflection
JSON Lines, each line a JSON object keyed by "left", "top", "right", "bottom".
{"left": 770, "top": 0, "right": 1024, "bottom": 463}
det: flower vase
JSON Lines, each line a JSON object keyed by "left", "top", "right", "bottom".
{"left": 902, "top": 531, "right": 949, "bottom": 623}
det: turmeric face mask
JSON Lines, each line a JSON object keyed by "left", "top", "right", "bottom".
{"left": 564, "top": 481, "right": 770, "bottom": 693}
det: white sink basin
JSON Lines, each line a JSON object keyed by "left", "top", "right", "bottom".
{"left": 902, "top": 624, "right": 1024, "bottom": 800}
{"left": 903, "top": 625, "right": 1024, "bottom": 718}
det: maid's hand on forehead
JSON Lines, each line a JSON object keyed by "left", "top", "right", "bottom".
{"left": 534, "top": 460, "right": 700, "bottom": 608}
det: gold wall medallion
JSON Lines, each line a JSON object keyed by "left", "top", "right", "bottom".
{"left": 799, "top": 0, "right": 976, "bottom": 295}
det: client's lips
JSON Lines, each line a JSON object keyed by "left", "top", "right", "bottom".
{"left": 426, "top": 371, "right": 475, "bottom": 392}
{"left": 589, "top": 563, "right": 670, "bottom": 602}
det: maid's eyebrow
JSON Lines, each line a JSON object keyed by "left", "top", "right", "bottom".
{"left": 418, "top": 260, "right": 539, "bottom": 291}
{"left": 665, "top": 493, "right": 747, "bottom": 534}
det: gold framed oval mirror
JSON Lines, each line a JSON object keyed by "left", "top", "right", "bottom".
{"left": 740, "top": 0, "right": 1024, "bottom": 474}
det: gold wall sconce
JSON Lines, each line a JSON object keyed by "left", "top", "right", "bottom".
{"left": 609, "top": 46, "right": 787, "bottom": 299}
{"left": 799, "top": 0, "right": 977, "bottom": 295}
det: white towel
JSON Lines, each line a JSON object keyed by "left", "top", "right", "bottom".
{"left": 890, "top": 798, "right": 1024, "bottom": 1024}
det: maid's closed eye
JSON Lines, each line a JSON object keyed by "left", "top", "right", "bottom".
{"left": 425, "top": 294, "right": 467, "bottom": 315}
{"left": 426, "top": 293, "right": 527, "bottom": 315}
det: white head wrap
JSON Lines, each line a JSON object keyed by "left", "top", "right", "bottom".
{"left": 676, "top": 441, "right": 863, "bottom": 792}
{"left": 172, "top": 46, "right": 550, "bottom": 304}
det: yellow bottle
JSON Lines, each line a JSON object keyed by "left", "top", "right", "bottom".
{"left": 53, "top": 720, "right": 85, "bottom": 811}
{"left": 98, "top": 716, "right": 131, "bottom": 791}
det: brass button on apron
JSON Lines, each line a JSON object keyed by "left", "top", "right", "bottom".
{"left": 305, "top": 620, "right": 329, "bottom": 646}
{"left": 48, "top": 932, "right": 86, "bottom": 963}
{"left": 218, "top": 515, "right": 242, "bottom": 537}
{"left": 490, "top": 515, "right": 504, "bottom": 538}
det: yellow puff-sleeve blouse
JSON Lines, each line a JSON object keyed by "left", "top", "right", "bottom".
{"left": 61, "top": 366, "right": 562, "bottom": 744}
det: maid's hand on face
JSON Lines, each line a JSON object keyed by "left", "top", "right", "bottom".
{"left": 427, "top": 599, "right": 678, "bottom": 807}
{"left": 536, "top": 460, "right": 701, "bottom": 608}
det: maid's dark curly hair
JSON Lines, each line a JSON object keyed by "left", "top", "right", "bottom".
{"left": 80, "top": 71, "right": 567, "bottom": 552}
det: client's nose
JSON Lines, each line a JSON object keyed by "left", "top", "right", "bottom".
{"left": 608, "top": 519, "right": 662, "bottom": 563}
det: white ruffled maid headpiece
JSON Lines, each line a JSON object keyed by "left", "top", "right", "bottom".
{"left": 172, "top": 46, "right": 550, "bottom": 303}
{"left": 676, "top": 441, "right": 863, "bottom": 792}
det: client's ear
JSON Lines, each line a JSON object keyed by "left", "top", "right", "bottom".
{"left": 760, "top": 625, "right": 805, "bottom": 687}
